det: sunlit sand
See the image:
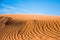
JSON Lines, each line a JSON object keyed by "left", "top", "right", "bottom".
{"left": 0, "top": 14, "right": 60, "bottom": 40}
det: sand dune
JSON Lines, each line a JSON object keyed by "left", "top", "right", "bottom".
{"left": 0, "top": 14, "right": 60, "bottom": 40}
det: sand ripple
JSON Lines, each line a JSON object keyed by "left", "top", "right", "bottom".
{"left": 0, "top": 16, "right": 60, "bottom": 40}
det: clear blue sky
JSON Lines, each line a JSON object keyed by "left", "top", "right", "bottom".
{"left": 0, "top": 0, "right": 60, "bottom": 16}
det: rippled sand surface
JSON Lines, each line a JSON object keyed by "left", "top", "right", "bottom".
{"left": 0, "top": 14, "right": 60, "bottom": 40}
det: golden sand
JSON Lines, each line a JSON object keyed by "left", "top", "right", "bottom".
{"left": 0, "top": 14, "right": 60, "bottom": 40}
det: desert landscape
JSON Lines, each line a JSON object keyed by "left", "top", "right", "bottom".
{"left": 0, "top": 14, "right": 60, "bottom": 40}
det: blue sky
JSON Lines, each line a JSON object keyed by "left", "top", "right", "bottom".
{"left": 0, "top": 0, "right": 60, "bottom": 16}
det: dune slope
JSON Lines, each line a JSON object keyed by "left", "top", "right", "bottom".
{"left": 0, "top": 14, "right": 60, "bottom": 40}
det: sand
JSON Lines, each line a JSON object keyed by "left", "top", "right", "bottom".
{"left": 0, "top": 14, "right": 60, "bottom": 40}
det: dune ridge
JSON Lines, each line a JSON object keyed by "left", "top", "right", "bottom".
{"left": 0, "top": 14, "right": 60, "bottom": 40}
